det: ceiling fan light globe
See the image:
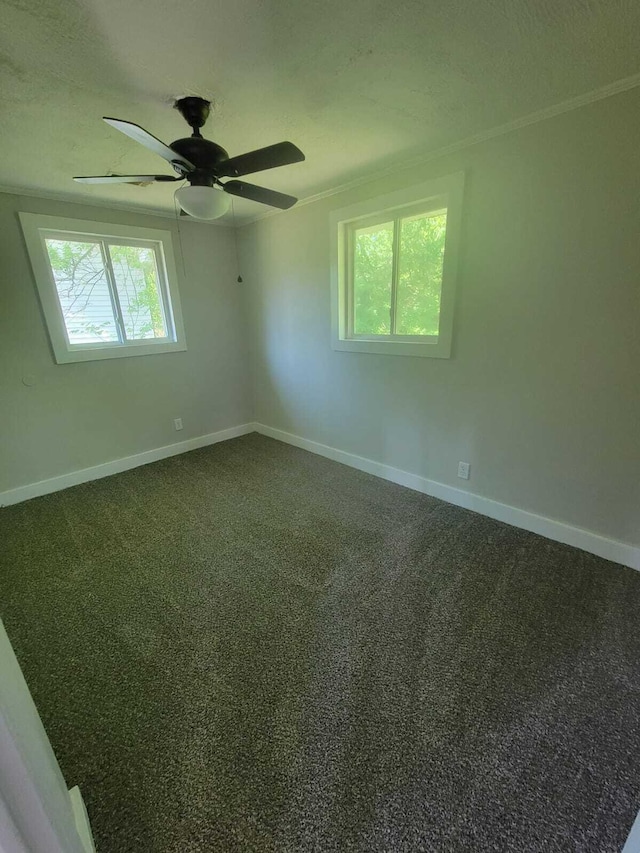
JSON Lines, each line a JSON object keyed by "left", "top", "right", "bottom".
{"left": 175, "top": 186, "right": 230, "bottom": 220}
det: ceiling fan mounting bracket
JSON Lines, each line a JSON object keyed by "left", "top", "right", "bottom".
{"left": 174, "top": 97, "right": 211, "bottom": 132}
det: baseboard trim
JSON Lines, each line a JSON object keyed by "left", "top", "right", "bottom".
{"left": 0, "top": 423, "right": 255, "bottom": 507}
{"left": 4, "top": 421, "right": 638, "bottom": 571}
{"left": 253, "top": 423, "right": 640, "bottom": 572}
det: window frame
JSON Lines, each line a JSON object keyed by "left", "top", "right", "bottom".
{"left": 19, "top": 213, "right": 187, "bottom": 364}
{"left": 330, "top": 172, "right": 464, "bottom": 358}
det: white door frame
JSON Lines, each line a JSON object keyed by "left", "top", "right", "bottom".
{"left": 0, "top": 618, "right": 95, "bottom": 853}
{"left": 623, "top": 812, "right": 640, "bottom": 853}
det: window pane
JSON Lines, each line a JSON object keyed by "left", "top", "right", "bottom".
{"left": 353, "top": 221, "right": 394, "bottom": 335}
{"left": 45, "top": 239, "right": 119, "bottom": 344}
{"left": 395, "top": 211, "right": 447, "bottom": 336}
{"left": 108, "top": 245, "right": 167, "bottom": 340}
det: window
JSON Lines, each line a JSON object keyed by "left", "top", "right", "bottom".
{"left": 330, "top": 172, "right": 464, "bottom": 358}
{"left": 20, "top": 213, "right": 186, "bottom": 363}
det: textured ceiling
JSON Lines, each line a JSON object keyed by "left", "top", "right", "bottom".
{"left": 2, "top": 0, "right": 640, "bottom": 223}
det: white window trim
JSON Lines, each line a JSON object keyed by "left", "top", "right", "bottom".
{"left": 330, "top": 171, "right": 465, "bottom": 358}
{"left": 19, "top": 213, "right": 187, "bottom": 364}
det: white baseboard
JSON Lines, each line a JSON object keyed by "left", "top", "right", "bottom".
{"left": 253, "top": 423, "right": 640, "bottom": 572}
{"left": 3, "top": 420, "right": 638, "bottom": 572}
{"left": 0, "top": 423, "right": 254, "bottom": 507}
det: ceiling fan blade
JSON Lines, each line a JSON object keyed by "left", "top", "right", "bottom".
{"left": 73, "top": 174, "right": 180, "bottom": 184}
{"left": 222, "top": 180, "right": 298, "bottom": 209}
{"left": 217, "top": 142, "right": 304, "bottom": 178}
{"left": 103, "top": 117, "right": 195, "bottom": 172}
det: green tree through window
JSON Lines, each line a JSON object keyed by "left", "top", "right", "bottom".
{"left": 352, "top": 210, "right": 447, "bottom": 337}
{"left": 108, "top": 245, "right": 166, "bottom": 340}
{"left": 45, "top": 240, "right": 166, "bottom": 343}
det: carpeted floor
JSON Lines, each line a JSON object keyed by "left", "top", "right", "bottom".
{"left": 1, "top": 433, "right": 639, "bottom": 852}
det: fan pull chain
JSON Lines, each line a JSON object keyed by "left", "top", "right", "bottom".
{"left": 174, "top": 188, "right": 189, "bottom": 281}
{"left": 231, "top": 198, "right": 243, "bottom": 283}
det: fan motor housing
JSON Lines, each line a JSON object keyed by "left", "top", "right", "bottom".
{"left": 169, "top": 137, "right": 230, "bottom": 184}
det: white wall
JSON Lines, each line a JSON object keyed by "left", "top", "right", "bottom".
{"left": 240, "top": 87, "right": 640, "bottom": 549}
{"left": 0, "top": 193, "right": 251, "bottom": 494}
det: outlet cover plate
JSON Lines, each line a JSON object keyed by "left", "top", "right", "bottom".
{"left": 457, "top": 461, "right": 470, "bottom": 480}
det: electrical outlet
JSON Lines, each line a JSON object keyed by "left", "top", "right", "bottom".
{"left": 173, "top": 418, "right": 183, "bottom": 431}
{"left": 457, "top": 461, "right": 470, "bottom": 480}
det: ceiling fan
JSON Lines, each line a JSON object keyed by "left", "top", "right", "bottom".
{"left": 74, "top": 97, "right": 305, "bottom": 219}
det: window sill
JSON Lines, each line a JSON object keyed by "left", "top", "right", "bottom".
{"left": 331, "top": 337, "right": 451, "bottom": 359}
{"left": 54, "top": 341, "right": 187, "bottom": 364}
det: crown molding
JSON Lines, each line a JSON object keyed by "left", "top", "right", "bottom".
{"left": 0, "top": 184, "right": 233, "bottom": 226}
{"left": 2, "top": 71, "right": 640, "bottom": 230}
{"left": 241, "top": 70, "right": 640, "bottom": 226}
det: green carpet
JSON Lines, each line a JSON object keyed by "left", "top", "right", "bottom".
{"left": 1, "top": 433, "right": 639, "bottom": 852}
